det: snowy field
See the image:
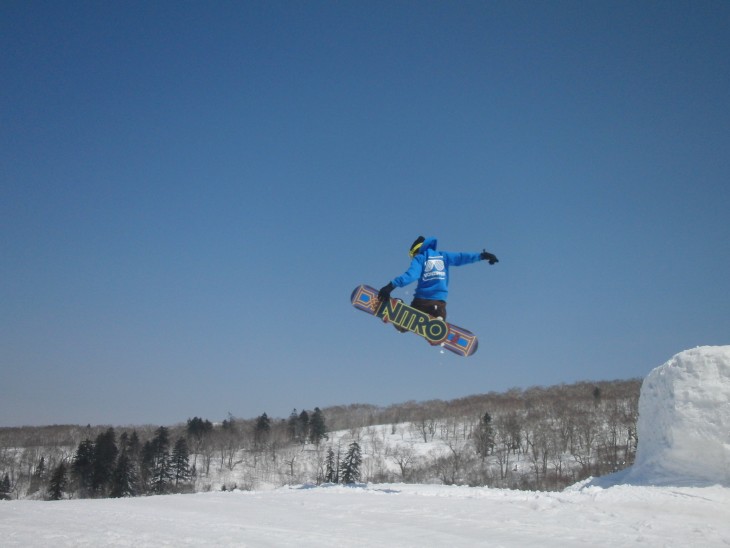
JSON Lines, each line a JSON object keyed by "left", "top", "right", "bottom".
{"left": 2, "top": 481, "right": 730, "bottom": 547}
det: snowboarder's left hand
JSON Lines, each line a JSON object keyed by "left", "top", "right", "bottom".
{"left": 480, "top": 250, "right": 499, "bottom": 265}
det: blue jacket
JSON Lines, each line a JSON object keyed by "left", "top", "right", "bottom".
{"left": 391, "top": 237, "right": 482, "bottom": 301}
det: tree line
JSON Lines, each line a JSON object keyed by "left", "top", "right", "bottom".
{"left": 40, "top": 426, "right": 193, "bottom": 500}
{"left": 1, "top": 381, "right": 640, "bottom": 498}
{"left": 1, "top": 408, "right": 328, "bottom": 500}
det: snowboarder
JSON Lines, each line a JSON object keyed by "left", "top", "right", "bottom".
{"left": 378, "top": 236, "right": 498, "bottom": 321}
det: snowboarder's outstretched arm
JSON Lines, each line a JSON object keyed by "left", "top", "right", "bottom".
{"left": 442, "top": 249, "right": 499, "bottom": 267}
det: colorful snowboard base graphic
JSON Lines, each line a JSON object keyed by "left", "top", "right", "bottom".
{"left": 350, "top": 285, "right": 478, "bottom": 357}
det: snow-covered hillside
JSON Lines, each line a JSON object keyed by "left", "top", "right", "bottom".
{"left": 2, "top": 346, "right": 729, "bottom": 546}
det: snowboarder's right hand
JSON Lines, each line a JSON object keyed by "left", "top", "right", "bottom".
{"left": 378, "top": 282, "right": 395, "bottom": 301}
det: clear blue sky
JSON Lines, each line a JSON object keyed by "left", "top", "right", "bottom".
{"left": 2, "top": 1, "right": 729, "bottom": 427}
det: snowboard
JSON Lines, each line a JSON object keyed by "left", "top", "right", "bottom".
{"left": 350, "top": 285, "right": 478, "bottom": 357}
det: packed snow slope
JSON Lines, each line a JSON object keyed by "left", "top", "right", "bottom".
{"left": 2, "top": 346, "right": 729, "bottom": 546}
{"left": 2, "top": 483, "right": 730, "bottom": 547}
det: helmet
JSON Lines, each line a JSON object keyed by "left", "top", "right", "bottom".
{"left": 409, "top": 236, "right": 425, "bottom": 258}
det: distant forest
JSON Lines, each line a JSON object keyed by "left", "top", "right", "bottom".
{"left": 1, "top": 379, "right": 640, "bottom": 500}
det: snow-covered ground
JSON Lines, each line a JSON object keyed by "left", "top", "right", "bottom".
{"left": 2, "top": 346, "right": 729, "bottom": 546}
{"left": 1, "top": 482, "right": 729, "bottom": 547}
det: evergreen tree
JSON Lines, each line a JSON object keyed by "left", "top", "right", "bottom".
{"left": 127, "top": 431, "right": 141, "bottom": 457}
{"left": 0, "top": 473, "right": 11, "bottom": 500}
{"left": 110, "top": 430, "right": 143, "bottom": 497}
{"left": 37, "top": 456, "right": 46, "bottom": 478}
{"left": 298, "top": 410, "right": 310, "bottom": 442}
{"left": 339, "top": 441, "right": 362, "bottom": 484}
{"left": 171, "top": 437, "right": 191, "bottom": 489}
{"left": 150, "top": 426, "right": 173, "bottom": 494}
{"left": 92, "top": 428, "right": 118, "bottom": 496}
{"left": 139, "top": 440, "right": 156, "bottom": 494}
{"left": 309, "top": 407, "right": 327, "bottom": 445}
{"left": 221, "top": 414, "right": 236, "bottom": 432}
{"left": 28, "top": 456, "right": 46, "bottom": 495}
{"left": 254, "top": 413, "right": 271, "bottom": 447}
{"left": 110, "top": 449, "right": 137, "bottom": 498}
{"left": 287, "top": 409, "right": 299, "bottom": 441}
{"left": 324, "top": 447, "right": 337, "bottom": 484}
{"left": 71, "top": 439, "right": 95, "bottom": 497}
{"left": 47, "top": 462, "right": 68, "bottom": 501}
{"left": 186, "top": 417, "right": 213, "bottom": 440}
{"left": 126, "top": 430, "right": 142, "bottom": 479}
{"left": 474, "top": 411, "right": 496, "bottom": 460}
{"left": 186, "top": 416, "right": 212, "bottom": 471}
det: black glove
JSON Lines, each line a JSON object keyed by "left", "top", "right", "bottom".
{"left": 378, "top": 282, "right": 395, "bottom": 301}
{"left": 480, "top": 250, "right": 499, "bottom": 265}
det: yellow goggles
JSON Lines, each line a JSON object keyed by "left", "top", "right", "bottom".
{"left": 409, "top": 242, "right": 423, "bottom": 258}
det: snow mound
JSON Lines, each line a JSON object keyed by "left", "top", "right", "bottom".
{"left": 590, "top": 345, "right": 730, "bottom": 487}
